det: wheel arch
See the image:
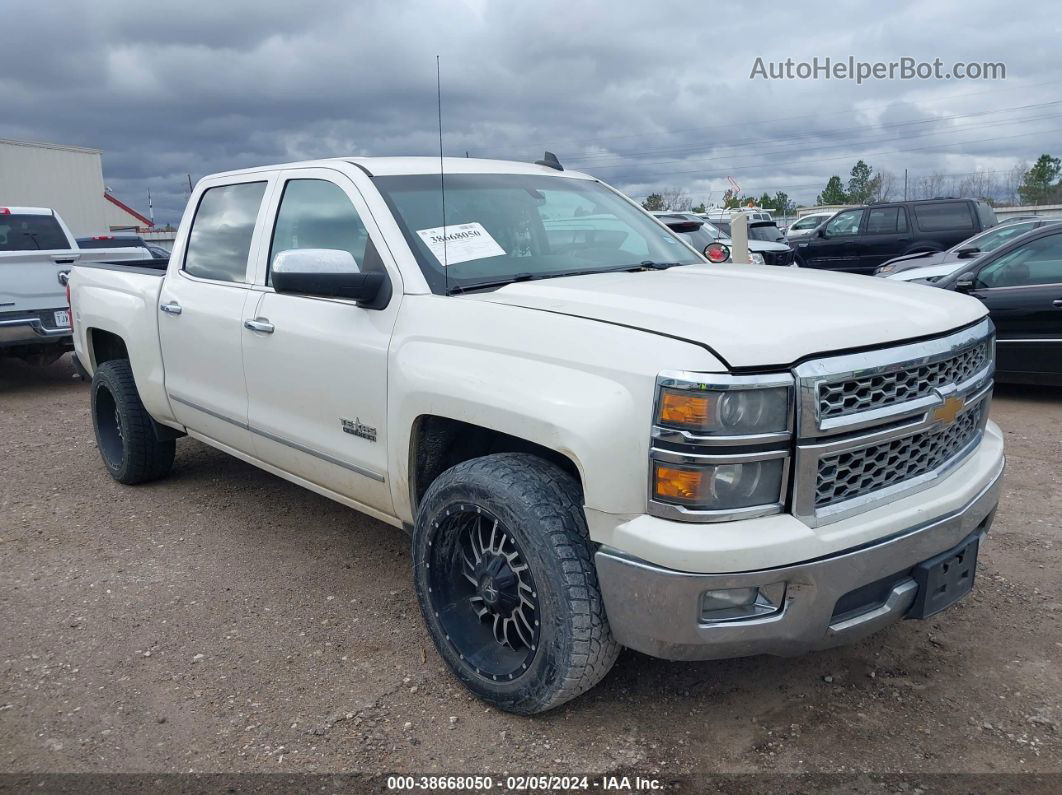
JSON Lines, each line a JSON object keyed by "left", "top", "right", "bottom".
{"left": 407, "top": 414, "right": 584, "bottom": 519}
{"left": 87, "top": 327, "right": 129, "bottom": 368}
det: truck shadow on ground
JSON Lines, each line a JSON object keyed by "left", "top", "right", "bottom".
{"left": 5, "top": 355, "right": 1017, "bottom": 723}
{"left": 0, "top": 354, "right": 82, "bottom": 396}
{"left": 158, "top": 433, "right": 977, "bottom": 724}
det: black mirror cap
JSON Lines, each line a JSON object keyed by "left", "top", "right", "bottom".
{"left": 272, "top": 270, "right": 389, "bottom": 308}
{"left": 956, "top": 247, "right": 981, "bottom": 259}
{"left": 816, "top": 227, "right": 827, "bottom": 238}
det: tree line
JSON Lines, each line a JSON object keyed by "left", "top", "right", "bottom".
{"left": 640, "top": 153, "right": 1062, "bottom": 212}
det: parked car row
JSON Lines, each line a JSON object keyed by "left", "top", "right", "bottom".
{"left": 792, "top": 198, "right": 998, "bottom": 274}
{"left": 652, "top": 212, "right": 796, "bottom": 266}
{"left": 875, "top": 217, "right": 1062, "bottom": 281}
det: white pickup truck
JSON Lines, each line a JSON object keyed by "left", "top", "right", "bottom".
{"left": 69, "top": 157, "right": 1004, "bottom": 714}
{"left": 1, "top": 206, "right": 150, "bottom": 364}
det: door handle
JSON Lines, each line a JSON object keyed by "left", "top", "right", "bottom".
{"left": 244, "top": 318, "right": 275, "bottom": 334}
{"left": 160, "top": 302, "right": 182, "bottom": 315}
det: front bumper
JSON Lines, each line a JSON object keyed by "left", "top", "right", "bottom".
{"left": 595, "top": 458, "right": 1002, "bottom": 661}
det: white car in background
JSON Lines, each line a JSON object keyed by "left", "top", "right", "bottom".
{"left": 784, "top": 211, "right": 836, "bottom": 241}
{"left": 0, "top": 206, "right": 151, "bottom": 365}
{"left": 653, "top": 213, "right": 797, "bottom": 266}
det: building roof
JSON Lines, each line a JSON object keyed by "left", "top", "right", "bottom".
{"left": 0, "top": 137, "right": 102, "bottom": 155}
{"left": 104, "top": 192, "right": 152, "bottom": 227}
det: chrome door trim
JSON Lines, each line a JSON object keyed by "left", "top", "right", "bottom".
{"left": 168, "top": 393, "right": 385, "bottom": 483}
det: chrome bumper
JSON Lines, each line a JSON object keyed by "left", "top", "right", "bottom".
{"left": 595, "top": 459, "right": 1003, "bottom": 661}
{"left": 0, "top": 316, "right": 72, "bottom": 347}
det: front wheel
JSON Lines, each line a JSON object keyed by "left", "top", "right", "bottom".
{"left": 91, "top": 359, "right": 175, "bottom": 484}
{"left": 413, "top": 453, "right": 620, "bottom": 714}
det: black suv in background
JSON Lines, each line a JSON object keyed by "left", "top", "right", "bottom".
{"left": 794, "top": 198, "right": 997, "bottom": 274}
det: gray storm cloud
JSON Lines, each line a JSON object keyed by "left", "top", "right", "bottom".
{"left": 1, "top": 0, "right": 1057, "bottom": 224}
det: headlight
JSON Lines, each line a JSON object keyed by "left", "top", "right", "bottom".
{"left": 877, "top": 264, "right": 895, "bottom": 274}
{"left": 656, "top": 384, "right": 790, "bottom": 436}
{"left": 650, "top": 372, "right": 794, "bottom": 521}
{"left": 749, "top": 252, "right": 765, "bottom": 265}
{"left": 653, "top": 456, "right": 787, "bottom": 511}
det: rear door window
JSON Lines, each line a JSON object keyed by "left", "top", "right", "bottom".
{"left": 183, "top": 182, "right": 267, "bottom": 283}
{"left": 914, "top": 202, "right": 974, "bottom": 233}
{"left": 864, "top": 207, "right": 904, "bottom": 235}
{"left": 0, "top": 214, "right": 70, "bottom": 251}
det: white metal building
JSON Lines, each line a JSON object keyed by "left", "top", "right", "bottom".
{"left": 0, "top": 137, "right": 153, "bottom": 238}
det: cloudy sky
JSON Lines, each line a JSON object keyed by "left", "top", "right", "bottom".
{"left": 2, "top": 0, "right": 1060, "bottom": 225}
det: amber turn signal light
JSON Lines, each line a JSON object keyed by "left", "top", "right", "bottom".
{"left": 658, "top": 390, "right": 711, "bottom": 429}
{"left": 653, "top": 464, "right": 707, "bottom": 503}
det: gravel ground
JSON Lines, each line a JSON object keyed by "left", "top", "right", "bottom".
{"left": 1, "top": 354, "right": 1060, "bottom": 780}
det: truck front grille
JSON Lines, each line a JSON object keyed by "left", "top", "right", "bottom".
{"left": 792, "top": 319, "right": 995, "bottom": 526}
{"left": 818, "top": 339, "right": 990, "bottom": 420}
{"left": 814, "top": 403, "right": 984, "bottom": 508}
{"left": 763, "top": 250, "right": 794, "bottom": 267}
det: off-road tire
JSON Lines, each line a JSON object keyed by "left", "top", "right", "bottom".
{"left": 412, "top": 453, "right": 620, "bottom": 714}
{"left": 91, "top": 359, "right": 175, "bottom": 484}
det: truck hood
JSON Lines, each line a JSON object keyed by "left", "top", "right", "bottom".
{"left": 719, "top": 237, "right": 791, "bottom": 253}
{"left": 463, "top": 263, "right": 987, "bottom": 368}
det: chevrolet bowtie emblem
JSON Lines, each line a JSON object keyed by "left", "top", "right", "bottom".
{"left": 931, "top": 395, "right": 965, "bottom": 424}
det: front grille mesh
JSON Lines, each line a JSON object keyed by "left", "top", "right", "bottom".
{"left": 814, "top": 404, "right": 983, "bottom": 508}
{"left": 818, "top": 340, "right": 990, "bottom": 420}
{"left": 763, "top": 250, "right": 794, "bottom": 267}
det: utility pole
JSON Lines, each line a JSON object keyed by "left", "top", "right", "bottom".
{"left": 904, "top": 169, "right": 908, "bottom": 201}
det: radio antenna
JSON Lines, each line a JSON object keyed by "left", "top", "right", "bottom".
{"left": 436, "top": 55, "right": 448, "bottom": 293}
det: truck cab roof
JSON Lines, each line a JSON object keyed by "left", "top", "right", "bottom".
{"left": 205, "top": 156, "right": 596, "bottom": 181}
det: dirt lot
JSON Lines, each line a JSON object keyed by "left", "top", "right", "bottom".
{"left": 2, "top": 355, "right": 1060, "bottom": 781}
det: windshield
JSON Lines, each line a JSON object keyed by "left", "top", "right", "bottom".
{"left": 0, "top": 214, "right": 69, "bottom": 251}
{"left": 951, "top": 221, "right": 1040, "bottom": 255}
{"left": 373, "top": 174, "right": 700, "bottom": 293}
{"left": 749, "top": 223, "right": 786, "bottom": 243}
{"left": 673, "top": 226, "right": 718, "bottom": 252}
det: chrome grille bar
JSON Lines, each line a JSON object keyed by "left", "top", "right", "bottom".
{"left": 792, "top": 318, "right": 995, "bottom": 527}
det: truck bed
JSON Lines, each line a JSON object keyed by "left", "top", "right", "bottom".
{"left": 75, "top": 258, "right": 169, "bottom": 275}
{"left": 68, "top": 259, "right": 174, "bottom": 424}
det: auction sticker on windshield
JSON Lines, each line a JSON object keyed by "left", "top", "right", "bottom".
{"left": 416, "top": 222, "right": 506, "bottom": 265}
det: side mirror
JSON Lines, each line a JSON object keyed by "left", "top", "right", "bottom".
{"left": 271, "top": 249, "right": 386, "bottom": 305}
{"left": 955, "top": 247, "right": 981, "bottom": 259}
{"left": 816, "top": 227, "right": 827, "bottom": 238}
{"left": 954, "top": 272, "right": 977, "bottom": 293}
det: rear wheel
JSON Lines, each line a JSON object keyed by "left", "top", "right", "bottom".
{"left": 91, "top": 359, "right": 175, "bottom": 484}
{"left": 413, "top": 453, "right": 620, "bottom": 714}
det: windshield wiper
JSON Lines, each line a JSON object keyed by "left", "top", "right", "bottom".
{"left": 447, "top": 273, "right": 535, "bottom": 295}
{"left": 447, "top": 261, "right": 688, "bottom": 295}
{"left": 637, "top": 260, "right": 684, "bottom": 270}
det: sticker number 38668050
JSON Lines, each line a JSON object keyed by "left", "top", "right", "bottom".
{"left": 415, "top": 222, "right": 506, "bottom": 265}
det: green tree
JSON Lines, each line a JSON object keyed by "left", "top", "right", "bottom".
{"left": 1017, "top": 154, "right": 1062, "bottom": 205}
{"left": 846, "top": 160, "right": 874, "bottom": 203}
{"left": 816, "top": 176, "right": 847, "bottom": 205}
{"left": 772, "top": 191, "right": 794, "bottom": 215}
{"left": 642, "top": 192, "right": 665, "bottom": 211}
{"left": 691, "top": 202, "right": 706, "bottom": 213}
